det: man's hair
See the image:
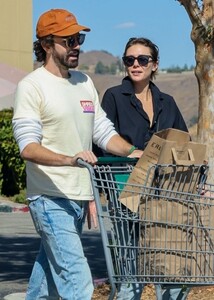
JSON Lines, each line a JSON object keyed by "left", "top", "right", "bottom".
{"left": 33, "top": 36, "right": 54, "bottom": 62}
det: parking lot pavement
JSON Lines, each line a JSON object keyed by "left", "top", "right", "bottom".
{"left": 0, "top": 201, "right": 108, "bottom": 300}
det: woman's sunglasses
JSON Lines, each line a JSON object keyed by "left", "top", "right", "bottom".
{"left": 122, "top": 55, "right": 153, "bottom": 67}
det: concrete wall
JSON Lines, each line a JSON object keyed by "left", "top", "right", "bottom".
{"left": 0, "top": 0, "right": 33, "bottom": 72}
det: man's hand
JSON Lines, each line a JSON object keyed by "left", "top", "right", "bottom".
{"left": 87, "top": 200, "right": 98, "bottom": 229}
{"left": 72, "top": 150, "right": 98, "bottom": 166}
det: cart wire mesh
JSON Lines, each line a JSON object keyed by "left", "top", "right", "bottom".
{"left": 78, "top": 158, "right": 214, "bottom": 297}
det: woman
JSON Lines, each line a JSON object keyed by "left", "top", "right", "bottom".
{"left": 99, "top": 37, "right": 187, "bottom": 154}
{"left": 94, "top": 37, "right": 190, "bottom": 300}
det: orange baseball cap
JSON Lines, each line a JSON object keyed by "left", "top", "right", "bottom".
{"left": 36, "top": 9, "right": 90, "bottom": 38}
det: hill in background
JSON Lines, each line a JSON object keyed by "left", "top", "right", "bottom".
{"left": 79, "top": 50, "right": 119, "bottom": 73}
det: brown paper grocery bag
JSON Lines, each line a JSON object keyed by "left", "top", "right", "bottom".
{"left": 139, "top": 193, "right": 214, "bottom": 281}
{"left": 139, "top": 199, "right": 194, "bottom": 281}
{"left": 119, "top": 128, "right": 207, "bottom": 212}
{"left": 139, "top": 196, "right": 195, "bottom": 280}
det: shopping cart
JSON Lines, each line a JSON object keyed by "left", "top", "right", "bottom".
{"left": 78, "top": 157, "right": 214, "bottom": 300}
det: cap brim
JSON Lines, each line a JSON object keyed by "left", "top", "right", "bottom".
{"left": 53, "top": 25, "right": 90, "bottom": 37}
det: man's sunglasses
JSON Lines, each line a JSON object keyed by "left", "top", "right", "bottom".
{"left": 122, "top": 55, "right": 153, "bottom": 67}
{"left": 58, "top": 33, "right": 86, "bottom": 48}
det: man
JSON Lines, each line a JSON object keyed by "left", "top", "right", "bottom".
{"left": 12, "top": 8, "right": 142, "bottom": 300}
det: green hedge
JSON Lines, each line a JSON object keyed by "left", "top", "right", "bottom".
{"left": 0, "top": 108, "right": 26, "bottom": 196}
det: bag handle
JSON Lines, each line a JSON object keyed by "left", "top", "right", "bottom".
{"left": 171, "top": 147, "right": 195, "bottom": 165}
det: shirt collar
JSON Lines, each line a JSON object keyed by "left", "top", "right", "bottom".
{"left": 121, "top": 76, "right": 163, "bottom": 101}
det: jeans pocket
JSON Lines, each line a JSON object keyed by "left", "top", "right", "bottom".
{"left": 28, "top": 197, "right": 44, "bottom": 235}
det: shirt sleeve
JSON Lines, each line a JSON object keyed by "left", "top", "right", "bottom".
{"left": 13, "top": 79, "right": 42, "bottom": 121}
{"left": 93, "top": 114, "right": 118, "bottom": 150}
{"left": 101, "top": 89, "right": 119, "bottom": 131}
{"left": 173, "top": 101, "right": 189, "bottom": 133}
{"left": 84, "top": 75, "right": 118, "bottom": 150}
{"left": 12, "top": 118, "right": 42, "bottom": 153}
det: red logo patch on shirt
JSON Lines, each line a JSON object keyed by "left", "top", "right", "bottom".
{"left": 80, "top": 101, "right": 95, "bottom": 113}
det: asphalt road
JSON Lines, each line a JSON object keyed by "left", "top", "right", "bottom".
{"left": 0, "top": 212, "right": 107, "bottom": 299}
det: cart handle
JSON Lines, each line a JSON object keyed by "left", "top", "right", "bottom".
{"left": 77, "top": 156, "right": 137, "bottom": 168}
{"left": 97, "top": 156, "right": 138, "bottom": 164}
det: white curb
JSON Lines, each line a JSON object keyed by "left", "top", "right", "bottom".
{"left": 4, "top": 292, "right": 26, "bottom": 300}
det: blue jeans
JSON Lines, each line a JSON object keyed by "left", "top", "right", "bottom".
{"left": 26, "top": 195, "right": 94, "bottom": 300}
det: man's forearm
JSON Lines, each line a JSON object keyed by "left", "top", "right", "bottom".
{"left": 21, "top": 142, "right": 74, "bottom": 166}
{"left": 21, "top": 143, "right": 98, "bottom": 167}
{"left": 106, "top": 135, "right": 143, "bottom": 158}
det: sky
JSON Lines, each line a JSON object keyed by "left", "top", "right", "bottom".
{"left": 33, "top": 0, "right": 195, "bottom": 69}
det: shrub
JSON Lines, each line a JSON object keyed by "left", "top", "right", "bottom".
{"left": 11, "top": 189, "right": 27, "bottom": 204}
{"left": 0, "top": 108, "right": 26, "bottom": 196}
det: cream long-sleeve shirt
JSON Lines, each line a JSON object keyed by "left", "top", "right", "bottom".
{"left": 13, "top": 66, "right": 117, "bottom": 200}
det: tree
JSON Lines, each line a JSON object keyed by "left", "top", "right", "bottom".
{"left": 176, "top": 0, "right": 214, "bottom": 180}
{"left": 95, "top": 61, "right": 109, "bottom": 74}
{"left": 110, "top": 63, "right": 117, "bottom": 75}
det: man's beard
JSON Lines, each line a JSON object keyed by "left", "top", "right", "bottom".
{"left": 53, "top": 49, "right": 80, "bottom": 69}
